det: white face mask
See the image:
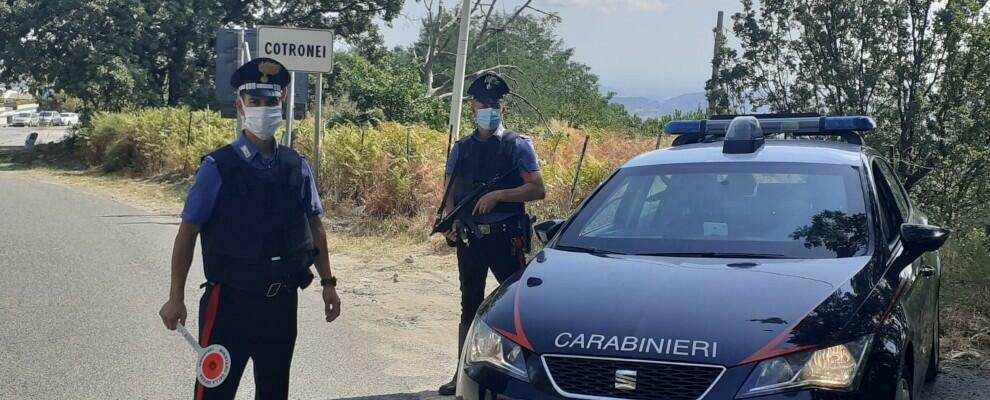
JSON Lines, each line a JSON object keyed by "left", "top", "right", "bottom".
{"left": 241, "top": 105, "right": 282, "bottom": 141}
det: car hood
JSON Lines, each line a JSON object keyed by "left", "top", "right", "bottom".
{"left": 480, "top": 248, "right": 874, "bottom": 366}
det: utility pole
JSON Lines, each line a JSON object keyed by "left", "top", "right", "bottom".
{"left": 708, "top": 11, "right": 724, "bottom": 115}
{"left": 447, "top": 0, "right": 473, "bottom": 150}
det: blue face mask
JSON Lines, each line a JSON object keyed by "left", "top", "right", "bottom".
{"left": 475, "top": 108, "right": 502, "bottom": 130}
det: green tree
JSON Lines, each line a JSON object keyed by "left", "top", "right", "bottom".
{"left": 0, "top": 0, "right": 402, "bottom": 111}
{"left": 404, "top": 8, "right": 638, "bottom": 132}
{"left": 329, "top": 53, "right": 446, "bottom": 129}
{"left": 718, "top": 0, "right": 990, "bottom": 228}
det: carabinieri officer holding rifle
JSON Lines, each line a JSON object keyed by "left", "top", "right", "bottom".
{"left": 435, "top": 72, "right": 546, "bottom": 395}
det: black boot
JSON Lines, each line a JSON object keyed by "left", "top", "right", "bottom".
{"left": 438, "top": 323, "right": 470, "bottom": 395}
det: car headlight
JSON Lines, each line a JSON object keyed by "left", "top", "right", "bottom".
{"left": 464, "top": 318, "right": 530, "bottom": 382}
{"left": 737, "top": 335, "right": 873, "bottom": 398}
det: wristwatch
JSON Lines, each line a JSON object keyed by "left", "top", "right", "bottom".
{"left": 320, "top": 277, "right": 338, "bottom": 287}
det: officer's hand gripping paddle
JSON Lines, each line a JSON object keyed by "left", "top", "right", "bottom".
{"left": 176, "top": 323, "right": 231, "bottom": 388}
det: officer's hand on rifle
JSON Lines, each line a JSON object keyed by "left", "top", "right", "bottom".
{"left": 444, "top": 219, "right": 463, "bottom": 243}
{"left": 473, "top": 191, "right": 502, "bottom": 215}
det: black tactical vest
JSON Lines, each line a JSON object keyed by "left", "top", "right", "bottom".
{"left": 452, "top": 130, "right": 526, "bottom": 222}
{"left": 200, "top": 144, "right": 316, "bottom": 289}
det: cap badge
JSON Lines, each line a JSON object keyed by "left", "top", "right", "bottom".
{"left": 484, "top": 74, "right": 500, "bottom": 90}
{"left": 258, "top": 61, "right": 282, "bottom": 83}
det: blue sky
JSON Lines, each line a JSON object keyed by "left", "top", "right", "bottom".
{"left": 377, "top": 0, "right": 743, "bottom": 100}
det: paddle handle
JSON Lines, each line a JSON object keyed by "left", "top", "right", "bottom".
{"left": 176, "top": 323, "right": 203, "bottom": 352}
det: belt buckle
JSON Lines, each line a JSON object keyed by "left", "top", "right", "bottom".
{"left": 478, "top": 225, "right": 491, "bottom": 235}
{"left": 266, "top": 282, "right": 282, "bottom": 297}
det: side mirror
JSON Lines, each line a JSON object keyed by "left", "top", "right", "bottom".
{"left": 900, "top": 223, "right": 950, "bottom": 254}
{"left": 534, "top": 219, "right": 565, "bottom": 245}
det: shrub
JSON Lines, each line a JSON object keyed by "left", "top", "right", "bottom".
{"left": 76, "top": 108, "right": 233, "bottom": 175}
{"left": 74, "top": 108, "right": 668, "bottom": 233}
{"left": 293, "top": 122, "right": 447, "bottom": 220}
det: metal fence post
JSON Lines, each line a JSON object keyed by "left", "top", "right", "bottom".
{"left": 567, "top": 134, "right": 591, "bottom": 207}
{"left": 406, "top": 126, "right": 412, "bottom": 161}
{"left": 187, "top": 109, "right": 193, "bottom": 147}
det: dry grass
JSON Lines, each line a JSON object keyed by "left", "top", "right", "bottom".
{"left": 533, "top": 122, "right": 664, "bottom": 219}
{"left": 939, "top": 232, "right": 990, "bottom": 369}
{"left": 290, "top": 120, "right": 662, "bottom": 236}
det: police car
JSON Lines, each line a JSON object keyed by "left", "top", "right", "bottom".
{"left": 455, "top": 114, "right": 948, "bottom": 400}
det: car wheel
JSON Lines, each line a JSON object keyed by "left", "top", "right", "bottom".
{"left": 895, "top": 358, "right": 913, "bottom": 400}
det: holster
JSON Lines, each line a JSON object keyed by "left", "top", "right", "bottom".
{"left": 521, "top": 214, "right": 535, "bottom": 253}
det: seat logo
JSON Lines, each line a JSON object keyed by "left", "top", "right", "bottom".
{"left": 614, "top": 369, "right": 637, "bottom": 391}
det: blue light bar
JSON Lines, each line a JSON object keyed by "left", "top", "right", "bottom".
{"left": 664, "top": 120, "right": 704, "bottom": 135}
{"left": 823, "top": 116, "right": 876, "bottom": 131}
{"left": 664, "top": 116, "right": 876, "bottom": 135}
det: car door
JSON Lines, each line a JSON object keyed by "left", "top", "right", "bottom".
{"left": 871, "top": 158, "right": 934, "bottom": 377}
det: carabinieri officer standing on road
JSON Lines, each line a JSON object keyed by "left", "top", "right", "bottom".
{"left": 158, "top": 57, "right": 341, "bottom": 400}
{"left": 437, "top": 72, "right": 546, "bottom": 395}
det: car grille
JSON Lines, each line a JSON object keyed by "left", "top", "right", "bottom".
{"left": 542, "top": 355, "right": 724, "bottom": 400}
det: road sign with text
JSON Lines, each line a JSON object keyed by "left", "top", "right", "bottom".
{"left": 257, "top": 26, "right": 334, "bottom": 73}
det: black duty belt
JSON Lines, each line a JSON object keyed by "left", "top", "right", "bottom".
{"left": 203, "top": 249, "right": 318, "bottom": 297}
{"left": 202, "top": 271, "right": 313, "bottom": 297}
{"left": 474, "top": 222, "right": 520, "bottom": 236}
{"left": 203, "top": 259, "right": 315, "bottom": 298}
{"left": 466, "top": 216, "right": 527, "bottom": 239}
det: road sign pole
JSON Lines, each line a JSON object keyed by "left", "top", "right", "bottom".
{"left": 447, "top": 0, "right": 473, "bottom": 146}
{"left": 284, "top": 71, "right": 295, "bottom": 147}
{"left": 235, "top": 28, "right": 245, "bottom": 137}
{"left": 314, "top": 73, "right": 323, "bottom": 186}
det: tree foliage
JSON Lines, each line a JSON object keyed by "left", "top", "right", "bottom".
{"left": 402, "top": 7, "right": 639, "bottom": 133}
{"left": 712, "top": 0, "right": 990, "bottom": 228}
{"left": 0, "top": 0, "right": 402, "bottom": 111}
{"left": 328, "top": 53, "right": 447, "bottom": 130}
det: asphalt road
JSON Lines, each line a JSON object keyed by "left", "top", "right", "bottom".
{"left": 0, "top": 171, "right": 447, "bottom": 400}
{"left": 0, "top": 126, "right": 71, "bottom": 147}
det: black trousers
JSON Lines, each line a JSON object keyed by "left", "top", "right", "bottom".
{"left": 456, "top": 230, "right": 528, "bottom": 326}
{"left": 194, "top": 283, "right": 298, "bottom": 400}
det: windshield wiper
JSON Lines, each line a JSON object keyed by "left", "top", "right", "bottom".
{"left": 555, "top": 245, "right": 625, "bottom": 256}
{"left": 635, "top": 252, "right": 798, "bottom": 259}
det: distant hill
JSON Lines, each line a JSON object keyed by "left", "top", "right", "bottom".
{"left": 612, "top": 92, "right": 707, "bottom": 119}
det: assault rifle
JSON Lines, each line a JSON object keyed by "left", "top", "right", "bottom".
{"left": 431, "top": 166, "right": 520, "bottom": 239}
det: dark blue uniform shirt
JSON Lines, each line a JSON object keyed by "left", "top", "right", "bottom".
{"left": 444, "top": 125, "right": 541, "bottom": 176}
{"left": 443, "top": 125, "right": 540, "bottom": 224}
{"left": 181, "top": 133, "right": 323, "bottom": 225}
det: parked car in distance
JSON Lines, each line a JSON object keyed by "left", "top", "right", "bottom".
{"left": 60, "top": 112, "right": 80, "bottom": 126}
{"left": 38, "top": 111, "right": 60, "bottom": 126}
{"left": 11, "top": 112, "right": 39, "bottom": 127}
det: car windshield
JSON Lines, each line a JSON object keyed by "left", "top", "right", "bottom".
{"left": 16, "top": 112, "right": 30, "bottom": 117}
{"left": 556, "top": 162, "right": 870, "bottom": 259}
